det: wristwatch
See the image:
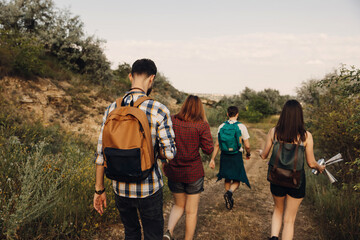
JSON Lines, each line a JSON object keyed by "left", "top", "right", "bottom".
{"left": 95, "top": 188, "right": 105, "bottom": 195}
{"left": 246, "top": 152, "right": 251, "bottom": 157}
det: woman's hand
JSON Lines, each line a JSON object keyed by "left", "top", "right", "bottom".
{"left": 257, "top": 149, "right": 263, "bottom": 159}
{"left": 209, "top": 159, "right": 215, "bottom": 169}
{"left": 317, "top": 164, "right": 326, "bottom": 174}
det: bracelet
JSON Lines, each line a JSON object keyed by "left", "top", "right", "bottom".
{"left": 95, "top": 188, "right": 105, "bottom": 195}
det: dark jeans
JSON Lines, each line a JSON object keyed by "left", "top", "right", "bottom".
{"left": 115, "top": 188, "right": 164, "bottom": 240}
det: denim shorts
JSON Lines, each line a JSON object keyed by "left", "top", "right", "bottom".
{"left": 168, "top": 177, "right": 204, "bottom": 194}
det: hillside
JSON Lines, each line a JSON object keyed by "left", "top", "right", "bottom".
{"left": 2, "top": 77, "right": 108, "bottom": 141}
{"left": 0, "top": 75, "right": 187, "bottom": 141}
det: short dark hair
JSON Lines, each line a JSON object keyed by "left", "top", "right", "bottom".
{"left": 227, "top": 106, "right": 239, "bottom": 117}
{"left": 131, "top": 59, "right": 157, "bottom": 77}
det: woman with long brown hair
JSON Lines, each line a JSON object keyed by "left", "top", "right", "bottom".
{"left": 259, "top": 100, "right": 325, "bottom": 240}
{"left": 163, "top": 95, "right": 214, "bottom": 240}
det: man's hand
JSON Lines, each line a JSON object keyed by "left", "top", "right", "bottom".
{"left": 93, "top": 192, "right": 107, "bottom": 215}
{"left": 209, "top": 159, "right": 215, "bottom": 169}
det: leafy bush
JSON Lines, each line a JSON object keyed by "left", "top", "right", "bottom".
{"left": 0, "top": 97, "right": 118, "bottom": 239}
{"left": 113, "top": 63, "right": 132, "bottom": 89}
{"left": 298, "top": 65, "right": 360, "bottom": 239}
{"left": 206, "top": 106, "right": 227, "bottom": 127}
{"left": 1, "top": 140, "right": 67, "bottom": 238}
{"left": 298, "top": 65, "right": 360, "bottom": 189}
{"left": 0, "top": 0, "right": 113, "bottom": 84}
{"left": 0, "top": 30, "right": 45, "bottom": 78}
{"left": 210, "top": 87, "right": 290, "bottom": 124}
{"left": 0, "top": 29, "right": 74, "bottom": 80}
{"left": 238, "top": 109, "right": 263, "bottom": 123}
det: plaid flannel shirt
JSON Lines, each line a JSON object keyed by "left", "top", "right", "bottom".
{"left": 95, "top": 91, "right": 176, "bottom": 198}
{"left": 164, "top": 116, "right": 214, "bottom": 183}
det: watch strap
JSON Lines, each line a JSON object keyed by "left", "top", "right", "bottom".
{"left": 95, "top": 188, "right": 105, "bottom": 195}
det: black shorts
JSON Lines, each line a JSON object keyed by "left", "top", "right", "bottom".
{"left": 225, "top": 179, "right": 240, "bottom": 183}
{"left": 270, "top": 175, "right": 306, "bottom": 199}
{"left": 168, "top": 177, "right": 204, "bottom": 195}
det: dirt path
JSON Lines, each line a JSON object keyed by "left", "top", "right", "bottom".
{"left": 97, "top": 128, "right": 321, "bottom": 239}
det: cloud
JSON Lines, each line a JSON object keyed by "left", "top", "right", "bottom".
{"left": 106, "top": 33, "right": 360, "bottom": 65}
{"left": 104, "top": 33, "right": 360, "bottom": 95}
{"left": 306, "top": 59, "right": 324, "bottom": 65}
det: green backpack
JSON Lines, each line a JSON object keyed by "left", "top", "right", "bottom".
{"left": 218, "top": 121, "right": 242, "bottom": 155}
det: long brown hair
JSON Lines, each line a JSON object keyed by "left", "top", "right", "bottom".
{"left": 175, "top": 95, "right": 207, "bottom": 122}
{"left": 275, "top": 100, "right": 306, "bottom": 143}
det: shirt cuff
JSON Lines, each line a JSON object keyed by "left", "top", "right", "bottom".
{"left": 163, "top": 146, "right": 176, "bottom": 160}
{"left": 94, "top": 153, "right": 105, "bottom": 166}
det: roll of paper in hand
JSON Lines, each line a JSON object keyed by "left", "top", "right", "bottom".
{"left": 312, "top": 159, "right": 325, "bottom": 175}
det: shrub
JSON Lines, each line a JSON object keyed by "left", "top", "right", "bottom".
{"left": 0, "top": 30, "right": 45, "bottom": 78}
{"left": 298, "top": 66, "right": 360, "bottom": 189}
{"left": 1, "top": 140, "right": 67, "bottom": 238}
{"left": 239, "top": 109, "right": 263, "bottom": 123}
{"left": 206, "top": 106, "right": 227, "bottom": 127}
{"left": 0, "top": 0, "right": 113, "bottom": 84}
{"left": 298, "top": 65, "right": 360, "bottom": 239}
{"left": 211, "top": 87, "right": 290, "bottom": 124}
{"left": 0, "top": 97, "right": 118, "bottom": 239}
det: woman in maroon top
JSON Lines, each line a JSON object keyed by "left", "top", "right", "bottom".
{"left": 163, "top": 95, "right": 214, "bottom": 240}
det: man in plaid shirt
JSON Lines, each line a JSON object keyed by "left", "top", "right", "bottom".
{"left": 93, "top": 59, "right": 176, "bottom": 239}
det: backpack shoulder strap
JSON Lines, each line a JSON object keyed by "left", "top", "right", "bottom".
{"left": 118, "top": 92, "right": 134, "bottom": 107}
{"left": 133, "top": 96, "right": 152, "bottom": 108}
{"left": 273, "top": 142, "right": 283, "bottom": 171}
{"left": 115, "top": 97, "right": 123, "bottom": 108}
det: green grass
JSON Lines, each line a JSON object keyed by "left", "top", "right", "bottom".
{"left": 245, "top": 114, "right": 279, "bottom": 132}
{"left": 0, "top": 96, "right": 118, "bottom": 239}
{"left": 305, "top": 171, "right": 360, "bottom": 240}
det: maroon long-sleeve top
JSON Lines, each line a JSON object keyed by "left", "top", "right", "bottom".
{"left": 164, "top": 116, "right": 214, "bottom": 183}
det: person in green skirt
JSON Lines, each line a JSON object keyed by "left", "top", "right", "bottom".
{"left": 209, "top": 106, "right": 251, "bottom": 210}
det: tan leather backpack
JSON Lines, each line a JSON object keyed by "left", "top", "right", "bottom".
{"left": 102, "top": 95, "right": 154, "bottom": 182}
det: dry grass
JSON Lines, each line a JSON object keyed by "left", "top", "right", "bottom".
{"left": 245, "top": 115, "right": 279, "bottom": 133}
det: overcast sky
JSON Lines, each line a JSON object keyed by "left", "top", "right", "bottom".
{"left": 53, "top": 0, "right": 360, "bottom": 95}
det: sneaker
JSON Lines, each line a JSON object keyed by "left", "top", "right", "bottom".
{"left": 229, "top": 192, "right": 234, "bottom": 209}
{"left": 268, "top": 237, "right": 279, "bottom": 240}
{"left": 163, "top": 230, "right": 173, "bottom": 240}
{"left": 224, "top": 191, "right": 233, "bottom": 210}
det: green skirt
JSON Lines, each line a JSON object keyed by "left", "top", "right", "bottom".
{"left": 217, "top": 152, "right": 251, "bottom": 189}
